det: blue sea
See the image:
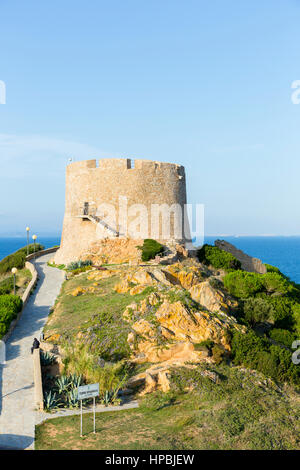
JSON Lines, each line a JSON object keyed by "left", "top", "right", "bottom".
{"left": 0, "top": 236, "right": 61, "bottom": 261}
{"left": 0, "top": 235, "right": 299, "bottom": 284}
{"left": 204, "top": 236, "right": 300, "bottom": 284}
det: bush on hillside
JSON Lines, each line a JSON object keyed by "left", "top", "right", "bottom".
{"left": 138, "top": 239, "right": 164, "bottom": 262}
{"left": 231, "top": 330, "right": 268, "bottom": 369}
{"left": 263, "top": 296, "right": 295, "bottom": 330}
{"left": 18, "top": 243, "right": 44, "bottom": 256}
{"left": 269, "top": 344, "right": 299, "bottom": 384}
{"left": 212, "top": 344, "right": 226, "bottom": 365}
{"left": 0, "top": 295, "right": 23, "bottom": 338}
{"left": 243, "top": 298, "right": 275, "bottom": 327}
{"left": 0, "top": 252, "right": 26, "bottom": 274}
{"left": 197, "top": 244, "right": 241, "bottom": 271}
{"left": 0, "top": 243, "right": 44, "bottom": 274}
{"left": 224, "top": 271, "right": 264, "bottom": 298}
{"left": 269, "top": 328, "right": 296, "bottom": 348}
{"left": 0, "top": 276, "right": 14, "bottom": 295}
{"left": 265, "top": 264, "right": 286, "bottom": 277}
{"left": 231, "top": 330, "right": 299, "bottom": 385}
{"left": 224, "top": 270, "right": 292, "bottom": 300}
{"left": 262, "top": 272, "right": 290, "bottom": 295}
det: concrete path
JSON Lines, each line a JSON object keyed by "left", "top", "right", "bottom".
{"left": 0, "top": 254, "right": 64, "bottom": 450}
{"left": 35, "top": 400, "right": 139, "bottom": 426}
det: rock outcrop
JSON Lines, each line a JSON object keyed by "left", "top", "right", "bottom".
{"left": 123, "top": 284, "right": 245, "bottom": 365}
{"left": 215, "top": 239, "right": 267, "bottom": 274}
{"left": 189, "top": 281, "right": 238, "bottom": 314}
{"left": 80, "top": 238, "right": 143, "bottom": 265}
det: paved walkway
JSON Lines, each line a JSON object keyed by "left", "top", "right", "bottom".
{"left": 35, "top": 400, "right": 139, "bottom": 426}
{"left": 0, "top": 254, "right": 64, "bottom": 450}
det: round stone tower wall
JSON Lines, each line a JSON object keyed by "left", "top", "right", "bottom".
{"left": 54, "top": 158, "right": 190, "bottom": 264}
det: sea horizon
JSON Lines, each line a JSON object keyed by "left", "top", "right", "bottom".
{"left": 0, "top": 234, "right": 299, "bottom": 284}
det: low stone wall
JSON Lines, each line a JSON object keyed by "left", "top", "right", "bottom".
{"left": 26, "top": 246, "right": 59, "bottom": 261}
{"left": 2, "top": 261, "right": 38, "bottom": 343}
{"left": 2, "top": 246, "right": 60, "bottom": 343}
{"left": 33, "top": 348, "right": 44, "bottom": 411}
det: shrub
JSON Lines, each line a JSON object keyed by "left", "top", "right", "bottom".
{"left": 68, "top": 266, "right": 92, "bottom": 275}
{"left": 0, "top": 295, "right": 23, "bottom": 338}
{"left": 0, "top": 243, "right": 44, "bottom": 274}
{"left": 40, "top": 351, "right": 56, "bottom": 366}
{"left": 67, "top": 259, "right": 93, "bottom": 271}
{"left": 212, "top": 344, "right": 226, "bottom": 365}
{"left": 262, "top": 273, "right": 290, "bottom": 295}
{"left": 194, "top": 339, "right": 215, "bottom": 351}
{"left": 269, "top": 345, "right": 299, "bottom": 384}
{"left": 243, "top": 298, "right": 275, "bottom": 327}
{"left": 231, "top": 330, "right": 268, "bottom": 369}
{"left": 265, "top": 264, "right": 286, "bottom": 277}
{"left": 18, "top": 243, "right": 44, "bottom": 256}
{"left": 0, "top": 276, "right": 14, "bottom": 295}
{"left": 224, "top": 271, "right": 264, "bottom": 299}
{"left": 197, "top": 244, "right": 241, "bottom": 271}
{"left": 137, "top": 239, "right": 164, "bottom": 262}
{"left": 0, "top": 252, "right": 26, "bottom": 274}
{"left": 265, "top": 296, "right": 294, "bottom": 330}
{"left": 231, "top": 330, "right": 299, "bottom": 384}
{"left": 269, "top": 329, "right": 296, "bottom": 348}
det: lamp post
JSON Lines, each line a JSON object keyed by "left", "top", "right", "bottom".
{"left": 11, "top": 267, "right": 17, "bottom": 295}
{"left": 32, "top": 235, "right": 37, "bottom": 260}
{"left": 26, "top": 227, "right": 30, "bottom": 256}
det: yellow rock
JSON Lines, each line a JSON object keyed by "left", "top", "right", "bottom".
{"left": 129, "top": 285, "right": 146, "bottom": 295}
{"left": 123, "top": 303, "right": 138, "bottom": 322}
{"left": 164, "top": 263, "right": 203, "bottom": 289}
{"left": 155, "top": 300, "right": 236, "bottom": 350}
{"left": 189, "top": 282, "right": 228, "bottom": 313}
{"left": 130, "top": 268, "right": 154, "bottom": 286}
{"left": 132, "top": 319, "right": 156, "bottom": 339}
{"left": 87, "top": 270, "right": 115, "bottom": 281}
{"left": 70, "top": 287, "right": 85, "bottom": 296}
{"left": 45, "top": 333, "right": 61, "bottom": 343}
{"left": 189, "top": 281, "right": 238, "bottom": 313}
{"left": 115, "top": 279, "right": 131, "bottom": 294}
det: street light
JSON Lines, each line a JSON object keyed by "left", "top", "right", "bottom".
{"left": 32, "top": 234, "right": 37, "bottom": 260}
{"left": 26, "top": 227, "right": 30, "bottom": 256}
{"left": 11, "top": 267, "right": 17, "bottom": 295}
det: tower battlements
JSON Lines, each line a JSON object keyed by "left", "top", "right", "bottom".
{"left": 54, "top": 158, "right": 190, "bottom": 264}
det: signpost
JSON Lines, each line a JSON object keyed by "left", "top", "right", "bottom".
{"left": 77, "top": 383, "right": 99, "bottom": 437}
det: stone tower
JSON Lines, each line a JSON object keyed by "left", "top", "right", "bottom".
{"left": 54, "top": 158, "right": 190, "bottom": 264}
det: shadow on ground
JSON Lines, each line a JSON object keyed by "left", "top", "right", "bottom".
{"left": 0, "top": 433, "right": 34, "bottom": 449}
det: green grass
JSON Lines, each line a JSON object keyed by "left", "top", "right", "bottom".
{"left": 35, "top": 364, "right": 300, "bottom": 450}
{"left": 0, "top": 268, "right": 32, "bottom": 296}
{"left": 43, "top": 270, "right": 155, "bottom": 356}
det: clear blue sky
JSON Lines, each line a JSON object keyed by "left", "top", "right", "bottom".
{"left": 1, "top": 0, "right": 300, "bottom": 237}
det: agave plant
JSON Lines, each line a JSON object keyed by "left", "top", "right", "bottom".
{"left": 67, "top": 388, "right": 80, "bottom": 408}
{"left": 101, "top": 388, "right": 121, "bottom": 407}
{"left": 43, "top": 390, "right": 62, "bottom": 412}
{"left": 68, "top": 373, "right": 83, "bottom": 390}
{"left": 55, "top": 375, "right": 70, "bottom": 394}
{"left": 101, "top": 390, "right": 111, "bottom": 406}
{"left": 40, "top": 350, "right": 56, "bottom": 366}
{"left": 67, "top": 259, "right": 92, "bottom": 271}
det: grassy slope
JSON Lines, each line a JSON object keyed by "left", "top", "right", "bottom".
{"left": 36, "top": 364, "right": 300, "bottom": 450}
{"left": 43, "top": 269, "right": 152, "bottom": 346}
{"left": 38, "top": 264, "right": 300, "bottom": 450}
{"left": 0, "top": 267, "right": 32, "bottom": 296}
